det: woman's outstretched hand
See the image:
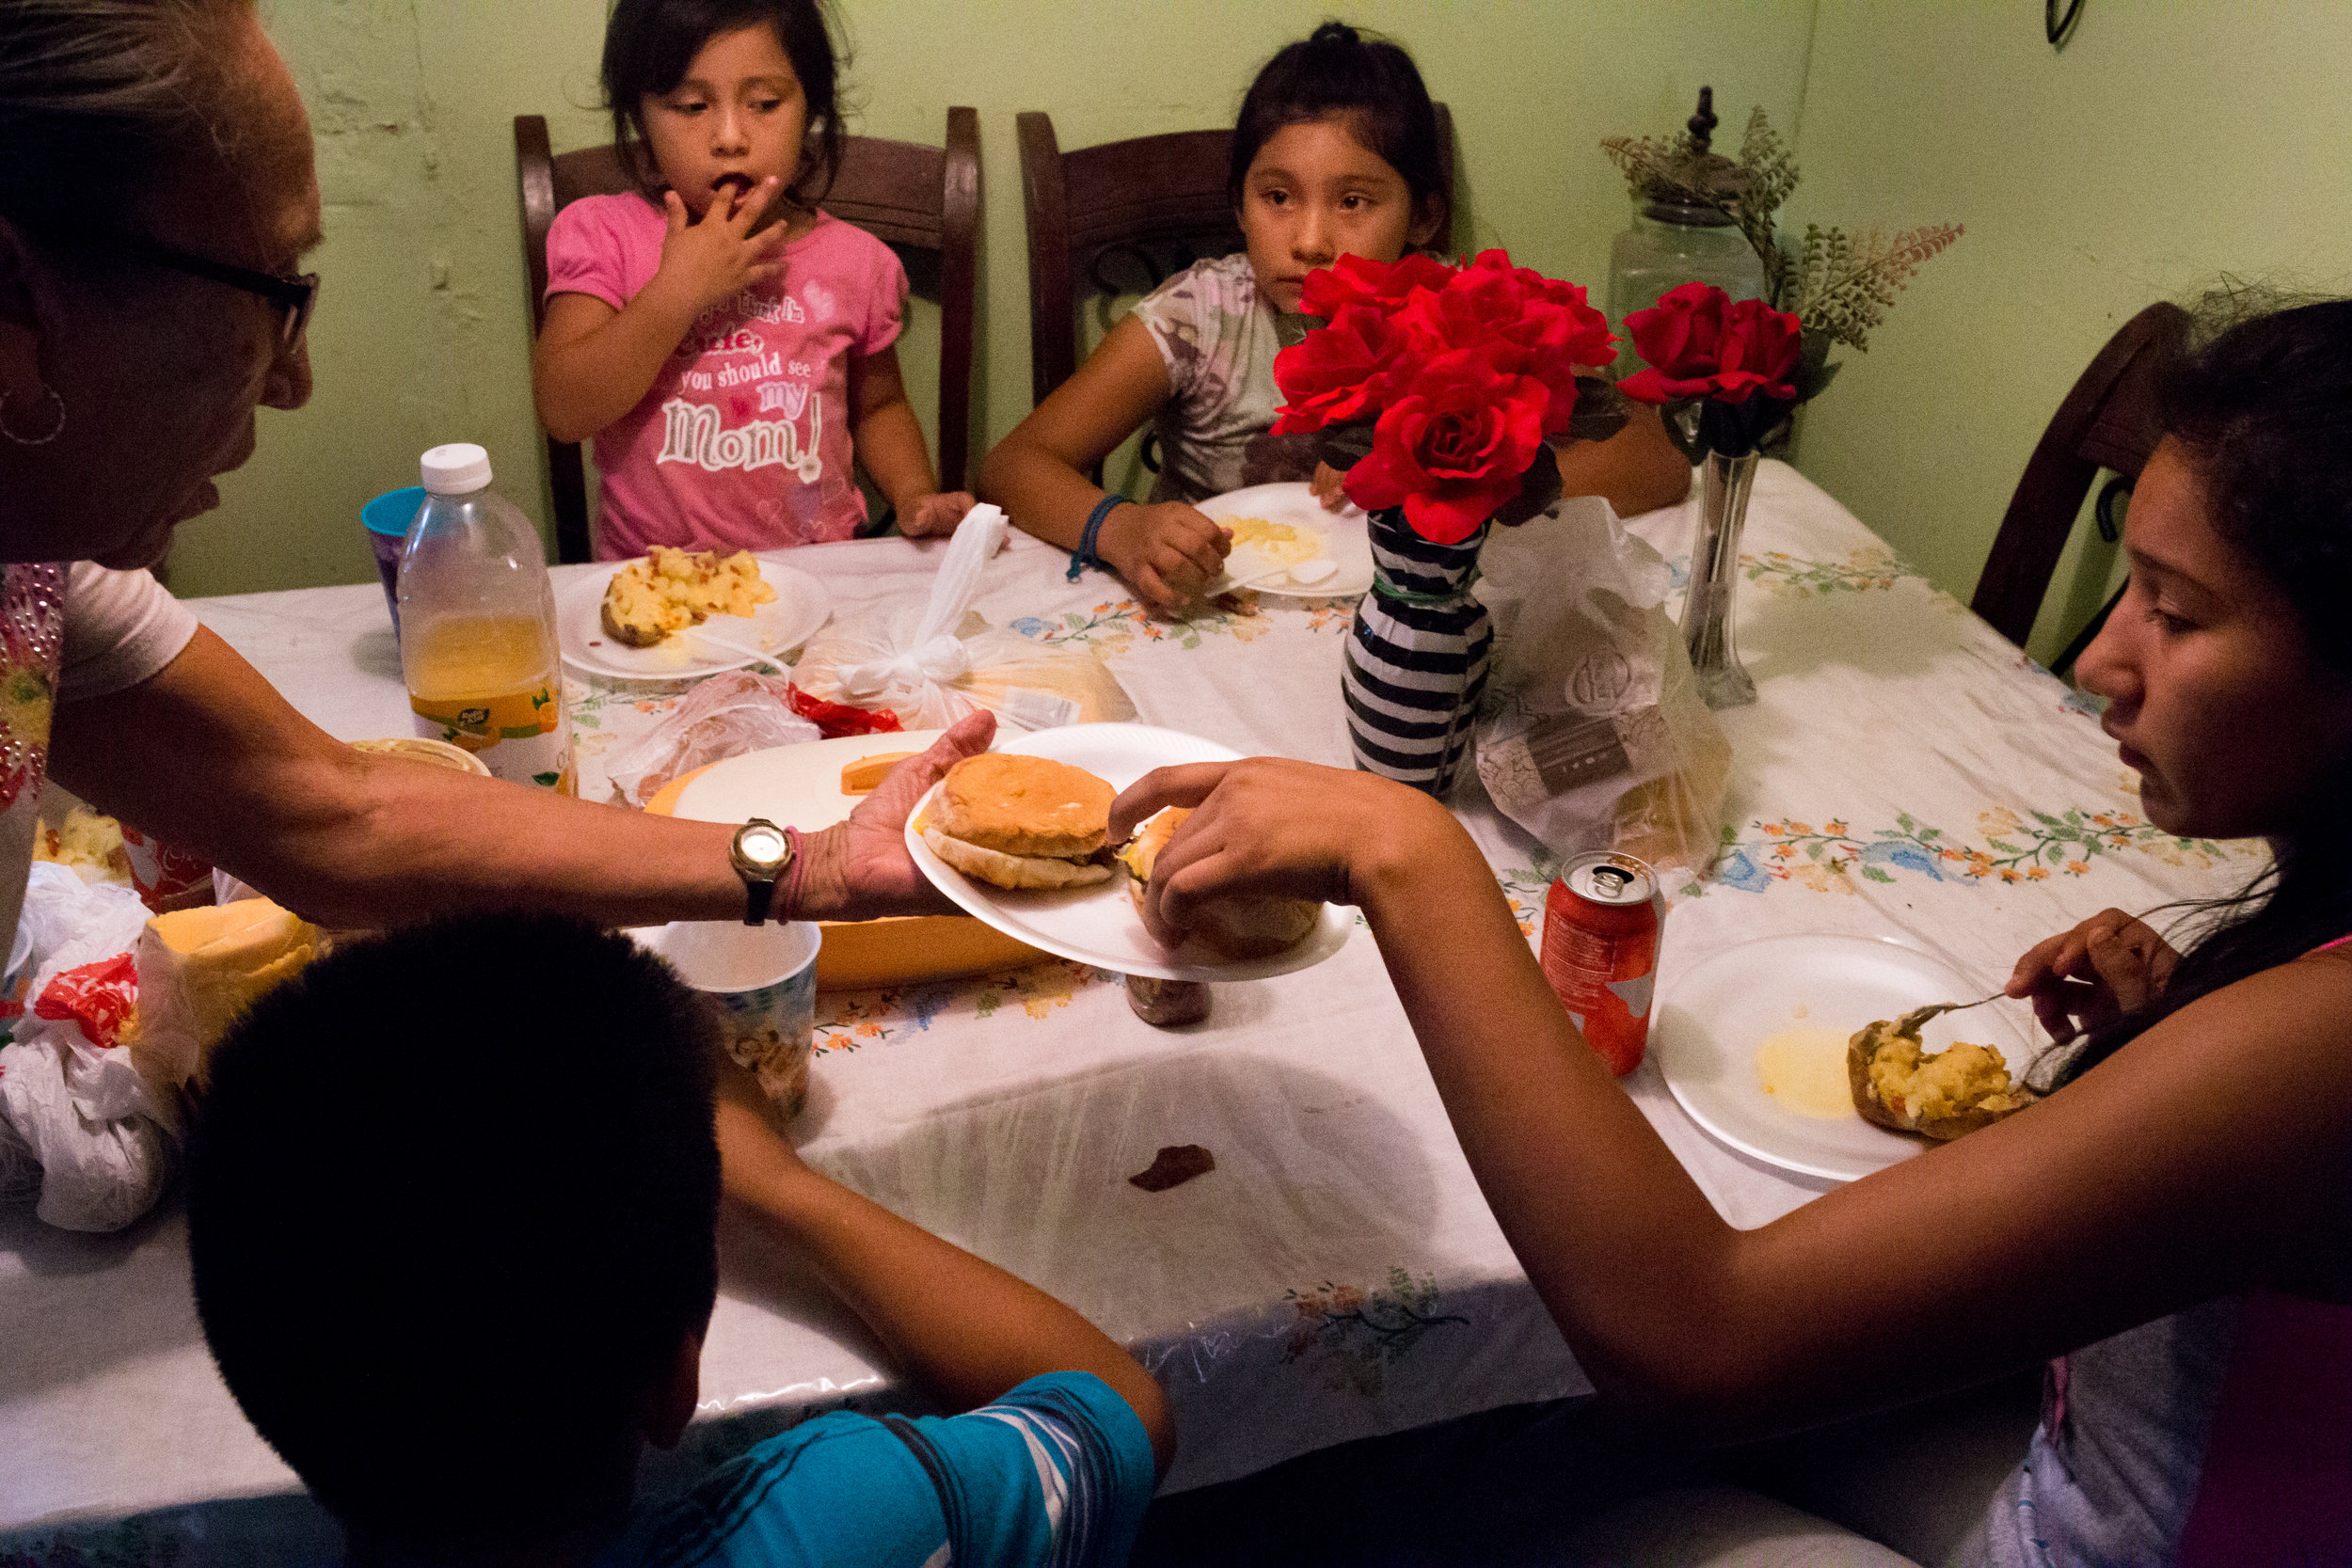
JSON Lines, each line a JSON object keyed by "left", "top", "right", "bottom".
{"left": 2007, "top": 907, "right": 2180, "bottom": 1043}
{"left": 808, "top": 709, "right": 995, "bottom": 920}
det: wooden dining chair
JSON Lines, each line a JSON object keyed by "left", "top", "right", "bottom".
{"left": 1970, "top": 301, "right": 2189, "bottom": 664}
{"left": 514, "top": 109, "right": 978, "bottom": 563}
{"left": 1015, "top": 104, "right": 1456, "bottom": 409}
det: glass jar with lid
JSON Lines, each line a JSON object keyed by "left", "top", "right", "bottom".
{"left": 1602, "top": 87, "right": 1770, "bottom": 355}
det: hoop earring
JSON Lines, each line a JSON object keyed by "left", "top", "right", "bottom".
{"left": 0, "top": 385, "right": 65, "bottom": 446}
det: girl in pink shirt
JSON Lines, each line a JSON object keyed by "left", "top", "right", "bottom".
{"left": 533, "top": 0, "right": 973, "bottom": 559}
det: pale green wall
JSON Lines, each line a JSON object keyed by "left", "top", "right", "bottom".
{"left": 168, "top": 0, "right": 2352, "bottom": 654}
{"left": 1789, "top": 1, "right": 2352, "bottom": 665}
{"left": 177, "top": 0, "right": 1812, "bottom": 597}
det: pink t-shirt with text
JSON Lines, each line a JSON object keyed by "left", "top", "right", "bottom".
{"left": 545, "top": 194, "right": 905, "bottom": 558}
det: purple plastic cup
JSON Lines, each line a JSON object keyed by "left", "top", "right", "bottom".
{"left": 360, "top": 485, "right": 424, "bottom": 638}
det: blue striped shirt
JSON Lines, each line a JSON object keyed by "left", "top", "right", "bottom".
{"left": 596, "top": 1373, "right": 1154, "bottom": 1568}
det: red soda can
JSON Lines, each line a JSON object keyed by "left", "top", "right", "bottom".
{"left": 1540, "top": 851, "right": 1661, "bottom": 1076}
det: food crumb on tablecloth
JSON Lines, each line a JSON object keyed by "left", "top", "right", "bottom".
{"left": 1129, "top": 1145, "right": 1216, "bottom": 1193}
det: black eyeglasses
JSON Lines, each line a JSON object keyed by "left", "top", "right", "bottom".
{"left": 101, "top": 230, "right": 319, "bottom": 354}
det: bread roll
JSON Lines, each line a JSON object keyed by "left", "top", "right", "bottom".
{"left": 1117, "top": 807, "right": 1321, "bottom": 960}
{"left": 932, "top": 753, "right": 1114, "bottom": 859}
{"left": 924, "top": 828, "right": 1112, "bottom": 889}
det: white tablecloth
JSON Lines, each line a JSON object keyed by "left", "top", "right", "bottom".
{"left": 0, "top": 463, "right": 2262, "bottom": 1556}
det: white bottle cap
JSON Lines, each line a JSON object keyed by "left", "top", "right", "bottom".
{"left": 420, "top": 442, "right": 494, "bottom": 495}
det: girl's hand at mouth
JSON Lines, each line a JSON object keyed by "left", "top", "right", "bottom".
{"left": 653, "top": 174, "right": 791, "bottom": 319}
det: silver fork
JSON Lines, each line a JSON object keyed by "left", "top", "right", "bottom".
{"left": 1893, "top": 990, "right": 2009, "bottom": 1035}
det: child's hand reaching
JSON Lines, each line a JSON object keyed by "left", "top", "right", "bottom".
{"left": 898, "top": 491, "right": 979, "bottom": 538}
{"left": 712, "top": 1044, "right": 807, "bottom": 1202}
{"left": 1101, "top": 501, "right": 1232, "bottom": 618}
{"left": 657, "top": 177, "right": 792, "bottom": 319}
{"left": 1311, "top": 462, "right": 1351, "bottom": 512}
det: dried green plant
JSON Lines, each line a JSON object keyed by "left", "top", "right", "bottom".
{"left": 1733, "top": 107, "right": 1801, "bottom": 307}
{"left": 1788, "top": 223, "right": 1965, "bottom": 350}
{"left": 1601, "top": 104, "right": 1960, "bottom": 354}
{"left": 1597, "top": 131, "right": 1705, "bottom": 207}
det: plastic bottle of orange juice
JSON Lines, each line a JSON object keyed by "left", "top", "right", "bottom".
{"left": 396, "top": 443, "right": 574, "bottom": 794}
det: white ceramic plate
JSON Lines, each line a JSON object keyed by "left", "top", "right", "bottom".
{"left": 558, "top": 556, "right": 832, "bottom": 679}
{"left": 1198, "top": 483, "right": 1375, "bottom": 598}
{"left": 905, "top": 722, "right": 1354, "bottom": 982}
{"left": 669, "top": 730, "right": 947, "bottom": 831}
{"left": 1654, "top": 933, "right": 2036, "bottom": 1183}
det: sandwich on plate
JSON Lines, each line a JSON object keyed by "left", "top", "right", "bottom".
{"left": 919, "top": 753, "right": 1117, "bottom": 889}
{"left": 1118, "top": 806, "right": 1321, "bottom": 959}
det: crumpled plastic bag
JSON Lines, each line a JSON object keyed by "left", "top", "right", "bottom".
{"left": 793, "top": 504, "right": 1136, "bottom": 733}
{"left": 604, "top": 670, "right": 822, "bottom": 807}
{"left": 0, "top": 862, "right": 177, "bottom": 1231}
{"left": 1474, "top": 497, "right": 1732, "bottom": 877}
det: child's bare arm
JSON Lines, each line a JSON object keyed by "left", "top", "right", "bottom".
{"left": 532, "top": 182, "right": 791, "bottom": 443}
{"left": 848, "top": 344, "right": 973, "bottom": 537}
{"left": 1552, "top": 404, "right": 1694, "bottom": 517}
{"left": 715, "top": 1066, "right": 1174, "bottom": 1474}
{"left": 978, "top": 317, "right": 1231, "bottom": 615}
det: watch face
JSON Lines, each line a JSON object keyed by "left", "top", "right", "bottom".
{"left": 737, "top": 822, "right": 788, "bottom": 868}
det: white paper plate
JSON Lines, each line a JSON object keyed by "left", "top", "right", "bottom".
{"left": 558, "top": 556, "right": 832, "bottom": 679}
{"left": 905, "top": 722, "right": 1354, "bottom": 981}
{"left": 670, "top": 730, "right": 947, "bottom": 831}
{"left": 1654, "top": 933, "right": 2036, "bottom": 1183}
{"left": 1198, "top": 483, "right": 1375, "bottom": 598}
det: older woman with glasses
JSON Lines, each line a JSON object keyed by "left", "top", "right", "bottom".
{"left": 0, "top": 0, "right": 974, "bottom": 945}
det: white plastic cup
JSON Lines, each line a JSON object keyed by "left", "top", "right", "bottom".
{"left": 650, "top": 920, "right": 822, "bottom": 1117}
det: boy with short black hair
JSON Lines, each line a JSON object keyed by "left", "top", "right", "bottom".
{"left": 188, "top": 912, "right": 1169, "bottom": 1566}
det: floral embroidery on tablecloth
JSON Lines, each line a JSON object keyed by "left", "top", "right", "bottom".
{"left": 1296, "top": 597, "right": 1359, "bottom": 634}
{"left": 1741, "top": 546, "right": 1915, "bottom": 596}
{"left": 814, "top": 959, "right": 1120, "bottom": 1052}
{"left": 1495, "top": 850, "right": 1566, "bottom": 938}
{"left": 1694, "top": 807, "right": 2250, "bottom": 896}
{"left": 1664, "top": 547, "right": 1915, "bottom": 599}
{"left": 1011, "top": 594, "right": 1285, "bottom": 654}
{"left": 1282, "top": 1268, "right": 1467, "bottom": 1397}
{"left": 2060, "top": 687, "right": 2106, "bottom": 720}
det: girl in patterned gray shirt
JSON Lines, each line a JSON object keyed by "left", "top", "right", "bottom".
{"left": 981, "top": 24, "right": 1686, "bottom": 618}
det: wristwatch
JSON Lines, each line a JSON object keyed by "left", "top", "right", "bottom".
{"left": 728, "top": 817, "right": 793, "bottom": 926}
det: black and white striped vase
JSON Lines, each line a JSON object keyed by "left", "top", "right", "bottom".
{"left": 1342, "top": 506, "right": 1492, "bottom": 795}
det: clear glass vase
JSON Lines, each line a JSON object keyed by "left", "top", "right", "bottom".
{"left": 1680, "top": 448, "right": 1760, "bottom": 708}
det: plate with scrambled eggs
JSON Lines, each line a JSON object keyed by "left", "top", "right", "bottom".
{"left": 559, "top": 547, "right": 832, "bottom": 679}
{"left": 1652, "top": 933, "right": 2037, "bottom": 1182}
{"left": 1198, "top": 483, "right": 1375, "bottom": 598}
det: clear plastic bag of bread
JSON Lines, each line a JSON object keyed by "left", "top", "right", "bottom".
{"left": 603, "top": 670, "right": 822, "bottom": 807}
{"left": 792, "top": 504, "right": 1136, "bottom": 734}
{"left": 1473, "top": 496, "right": 1731, "bottom": 878}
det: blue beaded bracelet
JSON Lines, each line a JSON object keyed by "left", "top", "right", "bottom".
{"left": 1068, "top": 494, "right": 1124, "bottom": 581}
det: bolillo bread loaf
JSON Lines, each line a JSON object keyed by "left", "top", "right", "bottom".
{"left": 1116, "top": 807, "right": 1320, "bottom": 960}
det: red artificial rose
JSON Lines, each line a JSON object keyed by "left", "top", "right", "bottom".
{"left": 1272, "top": 303, "right": 1415, "bottom": 434}
{"left": 1618, "top": 281, "right": 1803, "bottom": 405}
{"left": 1393, "top": 252, "right": 1614, "bottom": 434}
{"left": 1342, "top": 348, "right": 1549, "bottom": 545}
{"left": 1297, "top": 251, "right": 1457, "bottom": 320}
